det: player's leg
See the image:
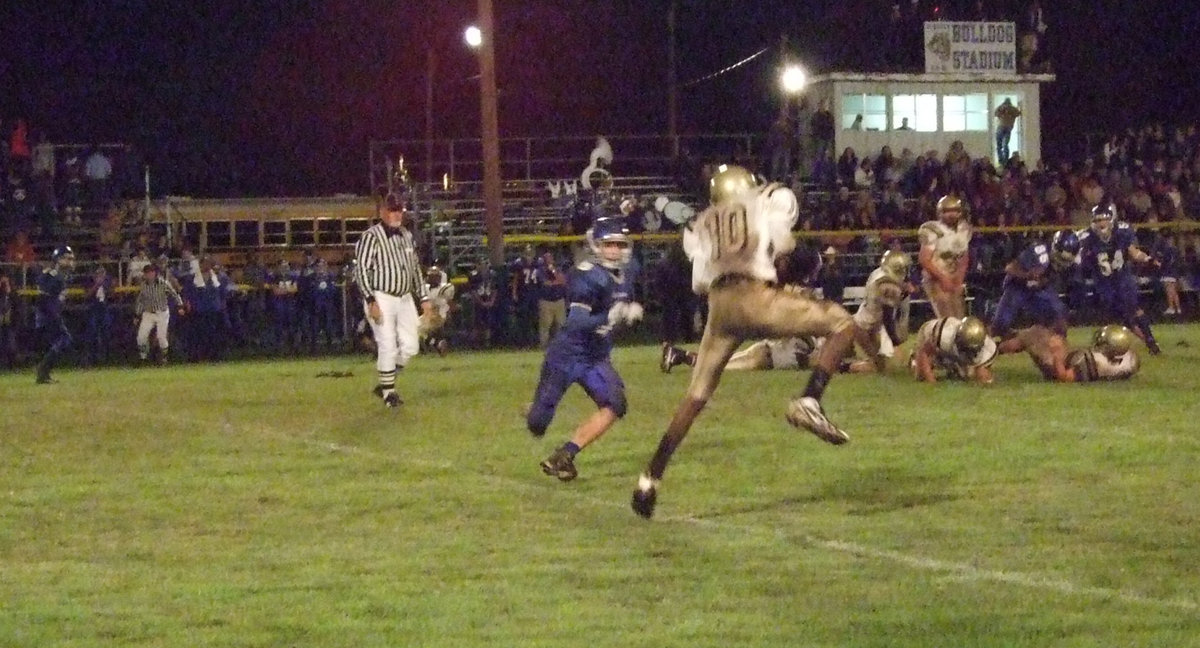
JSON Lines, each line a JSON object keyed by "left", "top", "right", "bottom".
{"left": 1163, "top": 276, "right": 1181, "bottom": 315}
{"left": 526, "top": 360, "right": 572, "bottom": 439}
{"left": 136, "top": 312, "right": 154, "bottom": 360}
{"left": 725, "top": 340, "right": 772, "bottom": 371}
{"left": 542, "top": 361, "right": 627, "bottom": 481}
{"left": 1116, "top": 275, "right": 1160, "bottom": 355}
{"left": 367, "top": 295, "right": 402, "bottom": 405}
{"left": 154, "top": 310, "right": 170, "bottom": 363}
{"left": 394, "top": 294, "right": 421, "bottom": 368}
{"left": 633, "top": 324, "right": 741, "bottom": 518}
{"left": 747, "top": 284, "right": 854, "bottom": 444}
{"left": 659, "top": 342, "right": 696, "bottom": 373}
{"left": 847, "top": 324, "right": 884, "bottom": 373}
{"left": 987, "top": 287, "right": 1022, "bottom": 339}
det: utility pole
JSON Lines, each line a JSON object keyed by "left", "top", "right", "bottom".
{"left": 477, "top": 0, "right": 504, "bottom": 266}
{"left": 667, "top": 0, "right": 678, "bottom": 157}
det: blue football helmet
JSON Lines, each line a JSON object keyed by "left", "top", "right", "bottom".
{"left": 1091, "top": 204, "right": 1116, "bottom": 242}
{"left": 1050, "top": 229, "right": 1080, "bottom": 267}
{"left": 52, "top": 245, "right": 76, "bottom": 268}
{"left": 587, "top": 216, "right": 631, "bottom": 269}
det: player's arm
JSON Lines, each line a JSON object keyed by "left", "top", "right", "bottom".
{"left": 353, "top": 236, "right": 377, "bottom": 301}
{"left": 913, "top": 340, "right": 938, "bottom": 383}
{"left": 917, "top": 243, "right": 950, "bottom": 285}
{"left": 952, "top": 243, "right": 970, "bottom": 286}
{"left": 1047, "top": 336, "right": 1076, "bottom": 383}
{"left": 1126, "top": 243, "right": 1156, "bottom": 266}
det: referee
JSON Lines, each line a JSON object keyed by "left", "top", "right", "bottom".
{"left": 355, "top": 191, "right": 433, "bottom": 407}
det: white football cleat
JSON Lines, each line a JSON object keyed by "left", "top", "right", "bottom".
{"left": 786, "top": 396, "right": 849, "bottom": 445}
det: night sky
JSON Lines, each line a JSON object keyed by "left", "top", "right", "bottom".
{"left": 4, "top": 0, "right": 1198, "bottom": 198}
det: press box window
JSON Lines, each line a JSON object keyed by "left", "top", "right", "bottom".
{"left": 842, "top": 93, "right": 887, "bottom": 131}
{"left": 892, "top": 94, "right": 938, "bottom": 131}
{"left": 943, "top": 94, "right": 989, "bottom": 132}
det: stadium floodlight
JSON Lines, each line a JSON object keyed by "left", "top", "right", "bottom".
{"left": 780, "top": 64, "right": 807, "bottom": 95}
{"left": 464, "top": 25, "right": 482, "bottom": 48}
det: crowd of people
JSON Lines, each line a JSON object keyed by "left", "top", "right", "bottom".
{"left": 4, "top": 114, "right": 1200, "bottom": 376}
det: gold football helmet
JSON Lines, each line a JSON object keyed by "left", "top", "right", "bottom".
{"left": 955, "top": 317, "right": 988, "bottom": 354}
{"left": 709, "top": 164, "right": 757, "bottom": 205}
{"left": 937, "top": 194, "right": 965, "bottom": 225}
{"left": 1094, "top": 325, "right": 1133, "bottom": 359}
{"left": 879, "top": 250, "right": 912, "bottom": 283}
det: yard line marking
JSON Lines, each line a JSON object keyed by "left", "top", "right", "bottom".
{"left": 112, "top": 404, "right": 1200, "bottom": 615}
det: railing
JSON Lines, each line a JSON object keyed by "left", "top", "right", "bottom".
{"left": 368, "top": 133, "right": 762, "bottom": 192}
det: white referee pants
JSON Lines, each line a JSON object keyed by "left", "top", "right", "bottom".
{"left": 137, "top": 310, "right": 171, "bottom": 356}
{"left": 365, "top": 292, "right": 420, "bottom": 372}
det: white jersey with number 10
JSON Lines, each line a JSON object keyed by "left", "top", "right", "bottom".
{"left": 682, "top": 183, "right": 799, "bottom": 295}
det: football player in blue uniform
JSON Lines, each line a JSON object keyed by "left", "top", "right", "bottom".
{"left": 989, "top": 229, "right": 1080, "bottom": 340}
{"left": 528, "top": 217, "right": 642, "bottom": 481}
{"left": 1077, "top": 204, "right": 1161, "bottom": 355}
{"left": 35, "top": 246, "right": 76, "bottom": 384}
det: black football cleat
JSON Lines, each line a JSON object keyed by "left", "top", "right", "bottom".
{"left": 1147, "top": 340, "right": 1162, "bottom": 356}
{"left": 631, "top": 473, "right": 659, "bottom": 519}
{"left": 372, "top": 385, "right": 385, "bottom": 399}
{"left": 383, "top": 392, "right": 402, "bottom": 408}
{"left": 540, "top": 447, "right": 578, "bottom": 482}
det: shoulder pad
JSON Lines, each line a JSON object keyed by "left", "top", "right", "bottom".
{"left": 576, "top": 261, "right": 594, "bottom": 272}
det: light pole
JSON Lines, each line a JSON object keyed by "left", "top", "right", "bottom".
{"left": 424, "top": 46, "right": 436, "bottom": 184}
{"left": 466, "top": 10, "right": 505, "bottom": 267}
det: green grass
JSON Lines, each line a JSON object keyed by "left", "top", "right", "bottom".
{"left": 3, "top": 324, "right": 1199, "bottom": 647}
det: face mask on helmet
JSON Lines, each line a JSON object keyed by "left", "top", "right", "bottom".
{"left": 1093, "top": 325, "right": 1132, "bottom": 359}
{"left": 587, "top": 217, "right": 631, "bottom": 269}
{"left": 1050, "top": 230, "right": 1080, "bottom": 268}
{"left": 879, "top": 250, "right": 911, "bottom": 282}
{"left": 936, "top": 195, "right": 964, "bottom": 226}
{"left": 955, "top": 317, "right": 987, "bottom": 355}
{"left": 1091, "top": 206, "right": 1116, "bottom": 241}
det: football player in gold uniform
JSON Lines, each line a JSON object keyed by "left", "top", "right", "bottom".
{"left": 911, "top": 315, "right": 996, "bottom": 384}
{"left": 999, "top": 324, "right": 1140, "bottom": 382}
{"left": 918, "top": 195, "right": 972, "bottom": 318}
{"left": 632, "top": 166, "right": 856, "bottom": 519}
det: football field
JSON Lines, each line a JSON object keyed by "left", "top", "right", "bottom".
{"left": 3, "top": 324, "right": 1199, "bottom": 647}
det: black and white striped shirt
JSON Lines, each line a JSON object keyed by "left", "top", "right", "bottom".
{"left": 354, "top": 223, "right": 429, "bottom": 303}
{"left": 135, "top": 277, "right": 181, "bottom": 313}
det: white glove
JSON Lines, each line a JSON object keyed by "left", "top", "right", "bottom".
{"left": 624, "top": 302, "right": 644, "bottom": 324}
{"left": 606, "top": 301, "right": 630, "bottom": 328}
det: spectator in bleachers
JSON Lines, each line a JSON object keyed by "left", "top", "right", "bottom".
{"left": 4, "top": 229, "right": 36, "bottom": 285}
{"left": 767, "top": 112, "right": 795, "bottom": 183}
{"left": 819, "top": 246, "right": 847, "bottom": 304}
{"left": 811, "top": 100, "right": 835, "bottom": 183}
{"left": 8, "top": 118, "right": 30, "bottom": 179}
{"left": 837, "top": 147, "right": 859, "bottom": 188}
{"left": 855, "top": 155, "right": 875, "bottom": 189}
{"left": 84, "top": 145, "right": 113, "bottom": 212}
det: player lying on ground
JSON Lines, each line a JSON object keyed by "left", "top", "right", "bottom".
{"left": 661, "top": 335, "right": 821, "bottom": 373}
{"left": 631, "top": 166, "right": 855, "bottom": 519}
{"left": 910, "top": 315, "right": 997, "bottom": 384}
{"left": 997, "top": 324, "right": 1140, "bottom": 382}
